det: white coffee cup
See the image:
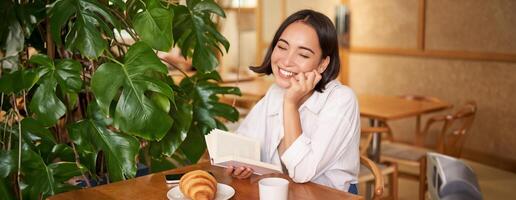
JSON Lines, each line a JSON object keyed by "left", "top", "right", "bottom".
{"left": 258, "top": 177, "right": 289, "bottom": 200}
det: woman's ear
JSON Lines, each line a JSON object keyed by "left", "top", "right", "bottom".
{"left": 318, "top": 56, "right": 330, "bottom": 73}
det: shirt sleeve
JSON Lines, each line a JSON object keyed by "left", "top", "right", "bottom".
{"left": 280, "top": 88, "right": 360, "bottom": 183}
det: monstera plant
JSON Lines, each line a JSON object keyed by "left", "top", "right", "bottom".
{"left": 0, "top": 0, "right": 240, "bottom": 199}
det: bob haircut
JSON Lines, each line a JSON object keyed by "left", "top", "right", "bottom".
{"left": 249, "top": 9, "right": 340, "bottom": 93}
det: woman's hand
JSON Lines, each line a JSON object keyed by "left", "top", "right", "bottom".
{"left": 224, "top": 166, "right": 254, "bottom": 179}
{"left": 284, "top": 69, "right": 322, "bottom": 106}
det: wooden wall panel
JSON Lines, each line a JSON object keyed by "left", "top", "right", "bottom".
{"left": 262, "top": 0, "right": 283, "bottom": 44}
{"left": 285, "top": 0, "right": 341, "bottom": 23}
{"left": 349, "top": 0, "right": 419, "bottom": 48}
{"left": 349, "top": 54, "right": 516, "bottom": 168}
{"left": 426, "top": 0, "right": 516, "bottom": 53}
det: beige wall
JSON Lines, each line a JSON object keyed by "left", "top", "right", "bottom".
{"left": 349, "top": 0, "right": 516, "bottom": 169}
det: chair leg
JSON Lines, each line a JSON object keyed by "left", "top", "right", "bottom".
{"left": 390, "top": 163, "right": 398, "bottom": 200}
{"left": 419, "top": 157, "right": 427, "bottom": 200}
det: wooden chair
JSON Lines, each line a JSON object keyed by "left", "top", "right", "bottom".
{"left": 380, "top": 101, "right": 477, "bottom": 200}
{"left": 360, "top": 155, "right": 384, "bottom": 200}
{"left": 387, "top": 95, "right": 449, "bottom": 145}
{"left": 359, "top": 127, "right": 398, "bottom": 200}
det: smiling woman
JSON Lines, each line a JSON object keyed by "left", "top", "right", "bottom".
{"left": 225, "top": 9, "right": 361, "bottom": 193}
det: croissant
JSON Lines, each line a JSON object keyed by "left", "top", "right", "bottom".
{"left": 179, "top": 170, "right": 218, "bottom": 200}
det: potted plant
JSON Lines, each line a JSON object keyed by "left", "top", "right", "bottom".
{"left": 0, "top": 0, "right": 240, "bottom": 199}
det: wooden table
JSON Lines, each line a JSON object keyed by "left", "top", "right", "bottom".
{"left": 169, "top": 71, "right": 257, "bottom": 84}
{"left": 358, "top": 94, "right": 450, "bottom": 199}
{"left": 48, "top": 162, "right": 362, "bottom": 200}
{"left": 358, "top": 94, "right": 450, "bottom": 162}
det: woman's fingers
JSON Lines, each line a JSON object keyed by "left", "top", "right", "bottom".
{"left": 225, "top": 166, "right": 234, "bottom": 177}
{"left": 314, "top": 71, "right": 322, "bottom": 85}
{"left": 225, "top": 166, "right": 253, "bottom": 179}
{"left": 240, "top": 168, "right": 254, "bottom": 178}
{"left": 289, "top": 76, "right": 300, "bottom": 89}
{"left": 233, "top": 167, "right": 245, "bottom": 176}
{"left": 306, "top": 71, "right": 316, "bottom": 88}
{"left": 234, "top": 167, "right": 253, "bottom": 179}
{"left": 297, "top": 72, "right": 306, "bottom": 89}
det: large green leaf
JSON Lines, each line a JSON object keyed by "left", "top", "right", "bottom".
{"left": 150, "top": 157, "right": 178, "bottom": 173}
{"left": 0, "top": 150, "right": 16, "bottom": 178}
{"left": 192, "top": 0, "right": 226, "bottom": 17}
{"left": 28, "top": 54, "right": 82, "bottom": 126}
{"left": 172, "top": 71, "right": 240, "bottom": 164}
{"left": 20, "top": 144, "right": 85, "bottom": 199}
{"left": 0, "top": 69, "right": 38, "bottom": 93}
{"left": 28, "top": 78, "right": 66, "bottom": 126}
{"left": 172, "top": 3, "right": 229, "bottom": 72}
{"left": 49, "top": 0, "right": 119, "bottom": 58}
{"left": 54, "top": 60, "right": 83, "bottom": 93}
{"left": 30, "top": 54, "right": 83, "bottom": 93}
{"left": 21, "top": 118, "right": 58, "bottom": 162}
{"left": 191, "top": 73, "right": 240, "bottom": 123}
{"left": 0, "top": 177, "right": 15, "bottom": 200}
{"left": 133, "top": 7, "right": 173, "bottom": 51}
{"left": 91, "top": 42, "right": 174, "bottom": 140}
{"left": 150, "top": 99, "right": 193, "bottom": 157}
{"left": 68, "top": 119, "right": 140, "bottom": 182}
{"left": 179, "top": 125, "right": 207, "bottom": 163}
{"left": 48, "top": 144, "right": 75, "bottom": 163}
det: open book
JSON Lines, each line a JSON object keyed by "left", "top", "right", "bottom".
{"left": 205, "top": 129, "right": 283, "bottom": 175}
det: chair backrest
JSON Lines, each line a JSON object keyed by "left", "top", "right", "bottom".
{"left": 421, "top": 101, "right": 477, "bottom": 157}
{"left": 360, "top": 155, "right": 384, "bottom": 200}
{"left": 397, "top": 95, "right": 449, "bottom": 144}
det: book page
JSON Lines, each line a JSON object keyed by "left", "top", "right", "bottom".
{"left": 206, "top": 129, "right": 282, "bottom": 175}
{"left": 215, "top": 156, "right": 283, "bottom": 175}
{"left": 209, "top": 129, "right": 260, "bottom": 161}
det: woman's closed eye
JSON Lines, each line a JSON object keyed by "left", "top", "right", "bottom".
{"left": 277, "top": 45, "right": 287, "bottom": 50}
{"left": 299, "top": 53, "right": 310, "bottom": 58}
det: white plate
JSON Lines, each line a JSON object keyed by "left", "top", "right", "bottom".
{"left": 167, "top": 183, "right": 235, "bottom": 200}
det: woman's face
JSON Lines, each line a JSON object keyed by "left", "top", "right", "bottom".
{"left": 271, "top": 22, "right": 329, "bottom": 89}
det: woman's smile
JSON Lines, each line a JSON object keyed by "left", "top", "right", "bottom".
{"left": 278, "top": 68, "right": 297, "bottom": 79}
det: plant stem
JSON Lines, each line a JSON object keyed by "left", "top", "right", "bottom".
{"left": 2, "top": 111, "right": 10, "bottom": 150}
{"left": 46, "top": 17, "right": 55, "bottom": 59}
{"left": 13, "top": 94, "right": 23, "bottom": 200}
{"left": 71, "top": 142, "right": 91, "bottom": 187}
{"left": 110, "top": 9, "right": 138, "bottom": 41}
{"left": 6, "top": 111, "right": 12, "bottom": 150}
{"left": 104, "top": 53, "right": 124, "bottom": 66}
{"left": 169, "top": 62, "right": 190, "bottom": 78}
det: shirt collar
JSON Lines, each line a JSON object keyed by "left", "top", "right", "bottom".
{"left": 266, "top": 80, "right": 340, "bottom": 116}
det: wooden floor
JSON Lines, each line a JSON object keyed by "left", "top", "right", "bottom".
{"left": 359, "top": 159, "right": 516, "bottom": 199}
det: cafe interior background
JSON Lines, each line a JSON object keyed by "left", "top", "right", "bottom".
{"left": 1, "top": 0, "right": 515, "bottom": 199}
{"left": 216, "top": 0, "right": 516, "bottom": 199}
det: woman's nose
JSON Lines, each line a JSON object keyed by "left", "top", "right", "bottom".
{"left": 280, "top": 51, "right": 295, "bottom": 67}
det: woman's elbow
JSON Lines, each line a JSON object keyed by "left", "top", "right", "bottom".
{"left": 289, "top": 169, "right": 316, "bottom": 183}
{"left": 290, "top": 176, "right": 311, "bottom": 183}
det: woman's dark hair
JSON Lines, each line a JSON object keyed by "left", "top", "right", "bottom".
{"left": 249, "top": 9, "right": 340, "bottom": 93}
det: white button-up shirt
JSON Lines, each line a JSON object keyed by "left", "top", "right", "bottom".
{"left": 236, "top": 80, "right": 360, "bottom": 191}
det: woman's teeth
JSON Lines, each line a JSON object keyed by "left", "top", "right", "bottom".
{"left": 279, "top": 68, "right": 295, "bottom": 78}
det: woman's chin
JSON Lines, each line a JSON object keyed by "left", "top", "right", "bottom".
{"left": 275, "top": 80, "right": 291, "bottom": 89}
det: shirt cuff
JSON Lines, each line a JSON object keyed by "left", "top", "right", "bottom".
{"left": 280, "top": 134, "right": 311, "bottom": 174}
